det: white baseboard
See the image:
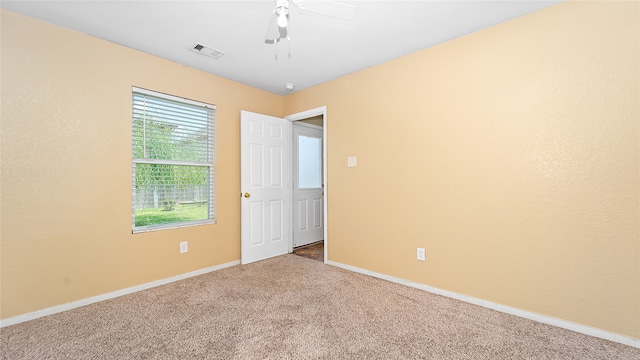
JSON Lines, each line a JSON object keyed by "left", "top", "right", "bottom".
{"left": 0, "top": 260, "right": 240, "bottom": 328}
{"left": 327, "top": 260, "right": 640, "bottom": 349}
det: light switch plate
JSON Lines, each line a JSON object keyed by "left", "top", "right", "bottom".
{"left": 347, "top": 156, "right": 357, "bottom": 167}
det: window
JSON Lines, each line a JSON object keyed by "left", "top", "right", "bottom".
{"left": 132, "top": 87, "right": 215, "bottom": 232}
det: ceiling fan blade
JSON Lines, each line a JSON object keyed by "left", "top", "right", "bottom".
{"left": 296, "top": 0, "right": 356, "bottom": 21}
{"left": 265, "top": 12, "right": 281, "bottom": 44}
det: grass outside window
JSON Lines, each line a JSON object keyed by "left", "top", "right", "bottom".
{"left": 134, "top": 202, "right": 209, "bottom": 227}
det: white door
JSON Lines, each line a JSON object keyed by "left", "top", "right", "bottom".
{"left": 292, "top": 123, "right": 324, "bottom": 247}
{"left": 240, "top": 111, "right": 291, "bottom": 264}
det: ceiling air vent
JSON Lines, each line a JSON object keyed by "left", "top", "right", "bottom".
{"left": 191, "top": 43, "right": 225, "bottom": 59}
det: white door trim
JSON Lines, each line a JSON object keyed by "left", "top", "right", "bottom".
{"left": 285, "top": 106, "right": 328, "bottom": 263}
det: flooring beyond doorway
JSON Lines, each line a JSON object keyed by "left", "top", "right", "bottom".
{"left": 293, "top": 241, "right": 324, "bottom": 262}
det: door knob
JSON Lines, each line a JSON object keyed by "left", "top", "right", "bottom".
{"left": 243, "top": 192, "right": 251, "bottom": 198}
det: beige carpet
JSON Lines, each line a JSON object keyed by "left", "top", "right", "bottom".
{"left": 1, "top": 254, "right": 638, "bottom": 359}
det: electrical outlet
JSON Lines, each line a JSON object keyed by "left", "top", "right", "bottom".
{"left": 180, "top": 241, "right": 188, "bottom": 254}
{"left": 417, "top": 247, "right": 426, "bottom": 261}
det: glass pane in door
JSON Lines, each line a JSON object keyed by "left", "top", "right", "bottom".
{"left": 298, "top": 135, "right": 322, "bottom": 189}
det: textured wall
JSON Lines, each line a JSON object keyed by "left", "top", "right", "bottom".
{"left": 284, "top": 1, "right": 639, "bottom": 339}
{"left": 0, "top": 9, "right": 283, "bottom": 319}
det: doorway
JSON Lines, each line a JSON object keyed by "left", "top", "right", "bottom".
{"left": 291, "top": 117, "right": 324, "bottom": 262}
{"left": 240, "top": 107, "right": 328, "bottom": 264}
{"left": 292, "top": 120, "right": 323, "bottom": 248}
{"left": 286, "top": 110, "right": 326, "bottom": 263}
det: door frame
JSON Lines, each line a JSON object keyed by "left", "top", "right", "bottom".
{"left": 285, "top": 106, "right": 328, "bottom": 263}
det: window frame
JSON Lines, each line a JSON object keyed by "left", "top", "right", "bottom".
{"left": 131, "top": 87, "right": 216, "bottom": 233}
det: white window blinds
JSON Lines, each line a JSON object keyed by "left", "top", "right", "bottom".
{"left": 132, "top": 87, "right": 216, "bottom": 232}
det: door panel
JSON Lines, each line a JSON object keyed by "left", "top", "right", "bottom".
{"left": 313, "top": 198, "right": 322, "bottom": 228}
{"left": 270, "top": 146, "right": 283, "bottom": 186}
{"left": 293, "top": 123, "right": 324, "bottom": 247}
{"left": 241, "top": 111, "right": 290, "bottom": 264}
{"left": 270, "top": 199, "right": 283, "bottom": 241}
{"left": 249, "top": 202, "right": 264, "bottom": 246}
{"left": 297, "top": 199, "right": 308, "bottom": 230}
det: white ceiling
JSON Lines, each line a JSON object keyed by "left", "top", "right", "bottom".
{"left": 1, "top": 0, "right": 561, "bottom": 95}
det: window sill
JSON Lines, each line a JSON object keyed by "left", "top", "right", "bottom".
{"left": 132, "top": 219, "right": 216, "bottom": 234}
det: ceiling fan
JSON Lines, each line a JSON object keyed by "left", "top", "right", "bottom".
{"left": 264, "top": 0, "right": 356, "bottom": 46}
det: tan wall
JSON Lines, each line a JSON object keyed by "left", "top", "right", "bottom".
{"left": 284, "top": 1, "right": 639, "bottom": 339}
{"left": 0, "top": 10, "right": 283, "bottom": 319}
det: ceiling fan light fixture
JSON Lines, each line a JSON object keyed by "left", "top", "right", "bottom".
{"left": 277, "top": 10, "right": 288, "bottom": 27}
{"left": 275, "top": 0, "right": 289, "bottom": 28}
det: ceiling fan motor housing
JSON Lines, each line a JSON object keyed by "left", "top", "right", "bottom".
{"left": 275, "top": 0, "right": 289, "bottom": 17}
